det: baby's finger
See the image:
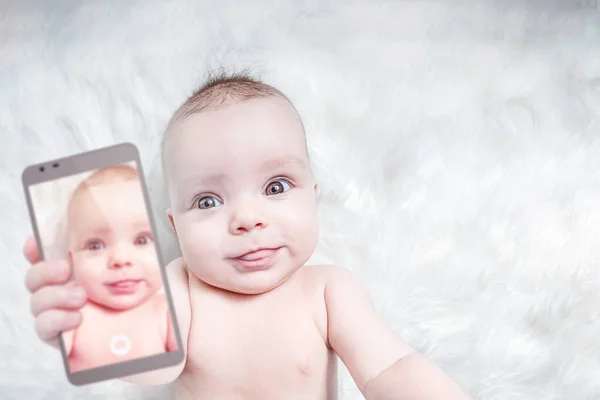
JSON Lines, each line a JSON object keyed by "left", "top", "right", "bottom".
{"left": 25, "top": 260, "right": 71, "bottom": 294}
{"left": 35, "top": 309, "right": 82, "bottom": 345}
{"left": 23, "top": 236, "right": 40, "bottom": 264}
{"left": 30, "top": 283, "right": 87, "bottom": 317}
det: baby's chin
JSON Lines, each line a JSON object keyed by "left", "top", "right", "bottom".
{"left": 192, "top": 264, "right": 301, "bottom": 295}
{"left": 92, "top": 290, "right": 157, "bottom": 310}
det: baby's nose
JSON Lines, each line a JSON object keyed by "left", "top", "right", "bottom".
{"left": 230, "top": 209, "right": 266, "bottom": 234}
{"left": 109, "top": 246, "right": 134, "bottom": 268}
{"left": 110, "top": 258, "right": 133, "bottom": 269}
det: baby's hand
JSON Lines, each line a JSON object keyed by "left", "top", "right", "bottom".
{"left": 23, "top": 236, "right": 87, "bottom": 349}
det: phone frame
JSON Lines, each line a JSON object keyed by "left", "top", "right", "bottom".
{"left": 21, "top": 142, "right": 184, "bottom": 386}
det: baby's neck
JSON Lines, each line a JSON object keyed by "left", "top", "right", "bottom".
{"left": 196, "top": 268, "right": 303, "bottom": 301}
{"left": 85, "top": 298, "right": 149, "bottom": 315}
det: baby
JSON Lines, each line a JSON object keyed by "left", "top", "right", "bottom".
{"left": 61, "top": 165, "right": 177, "bottom": 372}
{"left": 24, "top": 72, "right": 473, "bottom": 399}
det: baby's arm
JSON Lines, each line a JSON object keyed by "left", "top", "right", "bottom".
{"left": 121, "top": 257, "right": 191, "bottom": 386}
{"left": 324, "top": 266, "right": 473, "bottom": 400}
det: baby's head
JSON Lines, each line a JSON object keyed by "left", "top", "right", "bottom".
{"left": 163, "top": 72, "right": 319, "bottom": 295}
{"left": 66, "top": 165, "right": 163, "bottom": 310}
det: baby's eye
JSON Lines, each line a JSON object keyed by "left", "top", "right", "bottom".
{"left": 195, "top": 196, "right": 222, "bottom": 209}
{"left": 266, "top": 179, "right": 292, "bottom": 196}
{"left": 86, "top": 240, "right": 104, "bottom": 251}
{"left": 135, "top": 233, "right": 153, "bottom": 246}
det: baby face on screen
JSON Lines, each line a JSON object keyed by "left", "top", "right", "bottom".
{"left": 66, "top": 166, "right": 163, "bottom": 311}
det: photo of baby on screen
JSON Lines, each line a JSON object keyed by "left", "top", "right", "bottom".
{"left": 29, "top": 162, "right": 178, "bottom": 373}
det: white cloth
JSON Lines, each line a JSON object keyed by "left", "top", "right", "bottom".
{"left": 1, "top": 1, "right": 599, "bottom": 399}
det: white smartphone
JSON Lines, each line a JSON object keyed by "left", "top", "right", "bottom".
{"left": 21, "top": 142, "right": 184, "bottom": 386}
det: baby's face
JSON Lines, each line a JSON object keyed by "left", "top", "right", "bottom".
{"left": 67, "top": 180, "right": 163, "bottom": 310}
{"left": 166, "top": 96, "right": 319, "bottom": 294}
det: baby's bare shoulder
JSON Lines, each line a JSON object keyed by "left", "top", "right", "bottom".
{"left": 296, "top": 264, "right": 330, "bottom": 290}
{"left": 299, "top": 264, "right": 357, "bottom": 286}
{"left": 295, "top": 263, "right": 358, "bottom": 305}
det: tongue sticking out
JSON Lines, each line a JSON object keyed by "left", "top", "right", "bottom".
{"left": 114, "top": 280, "right": 137, "bottom": 288}
{"left": 107, "top": 280, "right": 141, "bottom": 295}
{"left": 237, "top": 249, "right": 276, "bottom": 261}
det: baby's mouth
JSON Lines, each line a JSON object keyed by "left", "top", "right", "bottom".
{"left": 105, "top": 279, "right": 142, "bottom": 295}
{"left": 235, "top": 248, "right": 280, "bottom": 261}
{"left": 229, "top": 247, "right": 282, "bottom": 270}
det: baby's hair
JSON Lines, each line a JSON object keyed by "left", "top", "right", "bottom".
{"left": 63, "top": 164, "right": 142, "bottom": 257}
{"left": 161, "top": 69, "right": 305, "bottom": 170}
{"left": 81, "top": 163, "right": 138, "bottom": 187}
{"left": 70, "top": 164, "right": 139, "bottom": 204}
{"left": 175, "top": 69, "right": 289, "bottom": 119}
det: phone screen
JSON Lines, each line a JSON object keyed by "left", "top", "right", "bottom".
{"left": 24, "top": 147, "right": 181, "bottom": 384}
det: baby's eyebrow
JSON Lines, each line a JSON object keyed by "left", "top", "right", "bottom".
{"left": 260, "top": 156, "right": 307, "bottom": 171}
{"left": 179, "top": 156, "right": 307, "bottom": 188}
{"left": 132, "top": 219, "right": 151, "bottom": 233}
{"left": 79, "top": 225, "right": 110, "bottom": 239}
{"left": 180, "top": 173, "right": 228, "bottom": 188}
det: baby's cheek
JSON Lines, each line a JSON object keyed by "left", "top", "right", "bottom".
{"left": 140, "top": 245, "right": 160, "bottom": 266}
{"left": 286, "top": 205, "right": 319, "bottom": 254}
{"left": 179, "top": 224, "right": 224, "bottom": 279}
{"left": 179, "top": 224, "right": 217, "bottom": 258}
{"left": 285, "top": 201, "right": 318, "bottom": 233}
{"left": 72, "top": 254, "right": 94, "bottom": 276}
{"left": 72, "top": 255, "right": 104, "bottom": 289}
{"left": 147, "top": 270, "right": 163, "bottom": 291}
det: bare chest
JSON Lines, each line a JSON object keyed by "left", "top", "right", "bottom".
{"left": 178, "top": 276, "right": 338, "bottom": 400}
{"left": 72, "top": 302, "right": 164, "bottom": 366}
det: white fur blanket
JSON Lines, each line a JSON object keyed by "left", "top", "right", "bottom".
{"left": 1, "top": 1, "right": 599, "bottom": 399}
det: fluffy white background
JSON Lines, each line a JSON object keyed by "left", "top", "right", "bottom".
{"left": 1, "top": 0, "right": 600, "bottom": 399}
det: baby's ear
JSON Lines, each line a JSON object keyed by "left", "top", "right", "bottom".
{"left": 165, "top": 208, "right": 177, "bottom": 234}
